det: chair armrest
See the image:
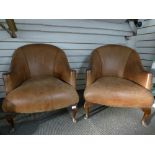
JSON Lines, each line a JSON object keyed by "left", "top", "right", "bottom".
{"left": 132, "top": 71, "right": 153, "bottom": 90}
{"left": 86, "top": 69, "right": 96, "bottom": 87}
{"left": 60, "top": 69, "right": 77, "bottom": 88}
{"left": 3, "top": 71, "right": 25, "bottom": 94}
{"left": 69, "top": 70, "right": 76, "bottom": 88}
{"left": 3, "top": 72, "right": 14, "bottom": 94}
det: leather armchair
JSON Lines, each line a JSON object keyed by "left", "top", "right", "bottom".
{"left": 2, "top": 44, "right": 79, "bottom": 128}
{"left": 84, "top": 44, "right": 154, "bottom": 126}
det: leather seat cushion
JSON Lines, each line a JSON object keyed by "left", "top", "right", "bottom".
{"left": 3, "top": 76, "right": 79, "bottom": 113}
{"left": 84, "top": 77, "right": 153, "bottom": 108}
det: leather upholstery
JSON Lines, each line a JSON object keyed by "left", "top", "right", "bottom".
{"left": 84, "top": 77, "right": 153, "bottom": 108}
{"left": 2, "top": 44, "right": 79, "bottom": 113}
{"left": 84, "top": 45, "right": 153, "bottom": 108}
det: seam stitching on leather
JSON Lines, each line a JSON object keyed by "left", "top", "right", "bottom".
{"left": 22, "top": 48, "right": 31, "bottom": 77}
{"left": 96, "top": 50, "right": 103, "bottom": 76}
{"left": 123, "top": 50, "right": 132, "bottom": 77}
{"left": 53, "top": 50, "right": 59, "bottom": 75}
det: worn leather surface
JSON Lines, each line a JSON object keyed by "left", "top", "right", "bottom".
{"left": 3, "top": 44, "right": 79, "bottom": 113}
{"left": 84, "top": 44, "right": 153, "bottom": 108}
{"left": 84, "top": 77, "right": 153, "bottom": 108}
{"left": 3, "top": 76, "right": 79, "bottom": 113}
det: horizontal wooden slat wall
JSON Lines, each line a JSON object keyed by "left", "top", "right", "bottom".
{"left": 0, "top": 19, "right": 132, "bottom": 98}
{"left": 129, "top": 19, "right": 155, "bottom": 71}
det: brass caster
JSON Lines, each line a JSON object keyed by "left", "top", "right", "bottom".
{"left": 84, "top": 114, "right": 88, "bottom": 120}
{"left": 72, "top": 118, "right": 77, "bottom": 123}
{"left": 141, "top": 117, "right": 150, "bottom": 127}
{"left": 142, "top": 120, "right": 148, "bottom": 128}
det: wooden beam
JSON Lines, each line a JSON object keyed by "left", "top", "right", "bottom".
{"left": 6, "top": 19, "right": 17, "bottom": 38}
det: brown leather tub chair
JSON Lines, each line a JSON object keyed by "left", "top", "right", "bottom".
{"left": 84, "top": 44, "right": 154, "bottom": 126}
{"left": 2, "top": 44, "right": 79, "bottom": 129}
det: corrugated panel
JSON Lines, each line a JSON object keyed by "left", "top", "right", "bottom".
{"left": 0, "top": 19, "right": 132, "bottom": 97}
{"left": 128, "top": 20, "right": 155, "bottom": 72}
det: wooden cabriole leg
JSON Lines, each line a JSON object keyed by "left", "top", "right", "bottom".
{"left": 6, "top": 114, "right": 16, "bottom": 132}
{"left": 141, "top": 108, "right": 151, "bottom": 127}
{"left": 84, "top": 102, "right": 90, "bottom": 119}
{"left": 71, "top": 105, "right": 78, "bottom": 123}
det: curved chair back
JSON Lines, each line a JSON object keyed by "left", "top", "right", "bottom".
{"left": 10, "top": 44, "right": 70, "bottom": 79}
{"left": 90, "top": 44, "right": 143, "bottom": 79}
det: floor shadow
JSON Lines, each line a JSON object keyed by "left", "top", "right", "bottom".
{"left": 76, "top": 105, "right": 108, "bottom": 122}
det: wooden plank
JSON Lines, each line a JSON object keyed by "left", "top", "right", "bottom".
{"left": 141, "top": 20, "right": 155, "bottom": 28}
{"left": 141, "top": 60, "right": 153, "bottom": 67}
{"left": 0, "top": 50, "right": 14, "bottom": 56}
{"left": 0, "top": 65, "right": 10, "bottom": 71}
{"left": 139, "top": 54, "right": 155, "bottom": 61}
{"left": 0, "top": 32, "right": 126, "bottom": 44}
{"left": 64, "top": 50, "right": 92, "bottom": 56}
{"left": 0, "top": 49, "right": 92, "bottom": 57}
{"left": 136, "top": 41, "right": 155, "bottom": 48}
{"left": 136, "top": 33, "right": 155, "bottom": 41}
{"left": 13, "top": 31, "right": 126, "bottom": 44}
{"left": 68, "top": 56, "right": 89, "bottom": 63}
{"left": 14, "top": 19, "right": 132, "bottom": 31}
{"left": 0, "top": 42, "right": 106, "bottom": 50}
{"left": 0, "top": 40, "right": 126, "bottom": 50}
{"left": 0, "top": 57, "right": 12, "bottom": 64}
{"left": 0, "top": 42, "right": 33, "bottom": 49}
{"left": 137, "top": 26, "right": 155, "bottom": 35}
{"left": 136, "top": 48, "right": 155, "bottom": 54}
{"left": 16, "top": 24, "right": 133, "bottom": 36}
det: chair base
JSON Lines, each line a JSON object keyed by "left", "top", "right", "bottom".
{"left": 5, "top": 105, "right": 78, "bottom": 133}
{"left": 71, "top": 105, "right": 78, "bottom": 123}
{"left": 84, "top": 101, "right": 152, "bottom": 127}
{"left": 141, "top": 108, "right": 151, "bottom": 127}
{"left": 84, "top": 114, "right": 89, "bottom": 120}
{"left": 84, "top": 102, "right": 90, "bottom": 119}
{"left": 6, "top": 114, "right": 16, "bottom": 133}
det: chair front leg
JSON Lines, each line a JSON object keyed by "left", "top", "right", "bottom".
{"left": 71, "top": 105, "right": 78, "bottom": 123}
{"left": 84, "top": 101, "right": 90, "bottom": 119}
{"left": 6, "top": 114, "right": 16, "bottom": 133}
{"left": 141, "top": 108, "right": 151, "bottom": 127}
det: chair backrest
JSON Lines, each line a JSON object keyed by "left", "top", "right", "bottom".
{"left": 90, "top": 44, "right": 144, "bottom": 79}
{"left": 10, "top": 44, "right": 70, "bottom": 79}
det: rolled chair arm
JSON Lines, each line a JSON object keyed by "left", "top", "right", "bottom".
{"left": 3, "top": 71, "right": 25, "bottom": 94}
{"left": 86, "top": 69, "right": 96, "bottom": 87}
{"left": 3, "top": 72, "right": 14, "bottom": 94}
{"left": 132, "top": 71, "right": 153, "bottom": 90}
{"left": 69, "top": 70, "right": 77, "bottom": 88}
{"left": 60, "top": 69, "right": 77, "bottom": 88}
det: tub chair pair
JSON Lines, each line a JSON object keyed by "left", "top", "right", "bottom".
{"left": 2, "top": 44, "right": 153, "bottom": 130}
